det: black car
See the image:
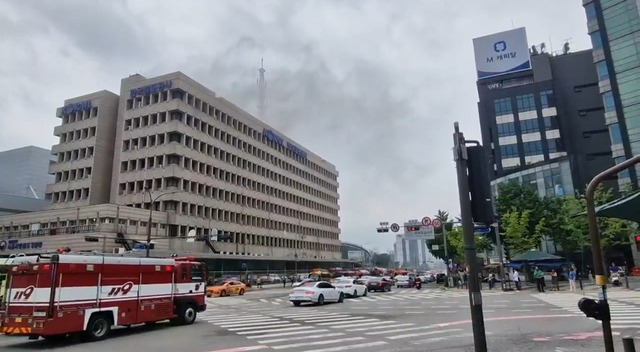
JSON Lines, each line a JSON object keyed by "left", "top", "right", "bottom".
{"left": 366, "top": 277, "right": 392, "bottom": 292}
{"left": 436, "top": 273, "right": 446, "bottom": 284}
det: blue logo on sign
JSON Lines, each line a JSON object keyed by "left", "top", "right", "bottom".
{"left": 493, "top": 41, "right": 507, "bottom": 52}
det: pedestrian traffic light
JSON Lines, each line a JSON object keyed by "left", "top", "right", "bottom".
{"left": 635, "top": 235, "right": 640, "bottom": 243}
{"left": 466, "top": 145, "right": 495, "bottom": 225}
{"left": 407, "top": 226, "right": 421, "bottom": 232}
{"left": 377, "top": 227, "right": 389, "bottom": 233}
{"left": 578, "top": 298, "right": 610, "bottom": 321}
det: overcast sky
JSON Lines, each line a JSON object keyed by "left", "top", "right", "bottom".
{"left": 0, "top": 0, "right": 592, "bottom": 252}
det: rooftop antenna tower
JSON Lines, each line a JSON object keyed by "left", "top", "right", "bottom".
{"left": 257, "top": 58, "right": 267, "bottom": 119}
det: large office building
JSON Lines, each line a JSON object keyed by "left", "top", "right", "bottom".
{"left": 583, "top": 0, "right": 640, "bottom": 190}
{"left": 474, "top": 27, "right": 615, "bottom": 196}
{"left": 0, "top": 72, "right": 342, "bottom": 265}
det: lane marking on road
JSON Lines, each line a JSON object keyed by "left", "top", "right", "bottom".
{"left": 257, "top": 332, "right": 346, "bottom": 344}
{"left": 428, "top": 314, "right": 578, "bottom": 328}
{"left": 228, "top": 324, "right": 301, "bottom": 332}
{"left": 236, "top": 326, "right": 316, "bottom": 335}
{"left": 330, "top": 321, "right": 390, "bottom": 329}
{"left": 436, "top": 311, "right": 457, "bottom": 313}
{"left": 387, "top": 328, "right": 463, "bottom": 340}
{"left": 512, "top": 309, "right": 532, "bottom": 312}
{"left": 300, "top": 341, "right": 388, "bottom": 352}
{"left": 271, "top": 337, "right": 366, "bottom": 350}
{"left": 219, "top": 320, "right": 287, "bottom": 328}
{"left": 317, "top": 318, "right": 380, "bottom": 326}
{"left": 205, "top": 346, "right": 269, "bottom": 352}
{"left": 246, "top": 329, "right": 331, "bottom": 339}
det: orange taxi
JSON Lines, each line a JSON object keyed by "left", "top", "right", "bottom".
{"left": 207, "top": 280, "right": 247, "bottom": 297}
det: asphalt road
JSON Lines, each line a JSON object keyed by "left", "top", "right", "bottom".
{"left": 2, "top": 284, "right": 640, "bottom": 351}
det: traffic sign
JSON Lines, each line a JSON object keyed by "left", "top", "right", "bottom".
{"left": 390, "top": 223, "right": 400, "bottom": 232}
{"left": 432, "top": 219, "right": 443, "bottom": 228}
{"left": 474, "top": 227, "right": 491, "bottom": 234}
{"left": 422, "top": 217, "right": 432, "bottom": 226}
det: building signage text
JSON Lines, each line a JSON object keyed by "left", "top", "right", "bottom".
{"left": 62, "top": 100, "right": 92, "bottom": 115}
{"left": 0, "top": 240, "right": 43, "bottom": 251}
{"left": 130, "top": 80, "right": 173, "bottom": 99}
{"left": 473, "top": 27, "right": 532, "bottom": 80}
{"left": 263, "top": 129, "right": 308, "bottom": 159}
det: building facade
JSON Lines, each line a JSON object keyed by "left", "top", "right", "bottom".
{"left": 475, "top": 28, "right": 615, "bottom": 196}
{"left": 0, "top": 146, "right": 55, "bottom": 199}
{"left": 46, "top": 91, "right": 120, "bottom": 208}
{"left": 583, "top": 0, "right": 640, "bottom": 190}
{"left": 1, "top": 72, "right": 342, "bottom": 260}
{"left": 393, "top": 221, "right": 437, "bottom": 270}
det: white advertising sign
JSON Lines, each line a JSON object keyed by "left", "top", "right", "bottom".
{"left": 473, "top": 27, "right": 531, "bottom": 80}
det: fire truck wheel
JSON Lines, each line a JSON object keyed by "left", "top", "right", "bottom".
{"left": 178, "top": 304, "right": 197, "bottom": 325}
{"left": 82, "top": 314, "right": 112, "bottom": 341}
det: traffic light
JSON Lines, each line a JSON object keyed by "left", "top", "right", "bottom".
{"left": 467, "top": 145, "right": 495, "bottom": 225}
{"left": 407, "top": 226, "right": 421, "bottom": 232}
{"left": 578, "top": 298, "right": 610, "bottom": 321}
{"left": 377, "top": 227, "right": 389, "bottom": 233}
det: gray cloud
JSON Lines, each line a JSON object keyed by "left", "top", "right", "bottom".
{"left": 0, "top": 0, "right": 592, "bottom": 251}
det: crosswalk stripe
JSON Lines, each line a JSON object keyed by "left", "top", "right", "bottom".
{"left": 246, "top": 329, "right": 331, "bottom": 339}
{"left": 387, "top": 328, "right": 463, "bottom": 340}
{"left": 236, "top": 326, "right": 315, "bottom": 335}
{"left": 220, "top": 320, "right": 289, "bottom": 328}
{"left": 228, "top": 324, "right": 301, "bottom": 332}
{"left": 327, "top": 320, "right": 385, "bottom": 329}
{"left": 300, "top": 341, "right": 388, "bottom": 352}
{"left": 317, "top": 318, "right": 380, "bottom": 326}
{"left": 257, "top": 333, "right": 345, "bottom": 344}
{"left": 271, "top": 337, "right": 365, "bottom": 350}
{"left": 347, "top": 323, "right": 414, "bottom": 332}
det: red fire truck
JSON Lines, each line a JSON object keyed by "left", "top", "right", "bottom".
{"left": 0, "top": 253, "right": 207, "bottom": 341}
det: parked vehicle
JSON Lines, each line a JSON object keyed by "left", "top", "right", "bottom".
{"left": 333, "top": 278, "right": 368, "bottom": 297}
{"left": 0, "top": 253, "right": 207, "bottom": 341}
{"left": 366, "top": 277, "right": 392, "bottom": 292}
{"left": 289, "top": 281, "right": 345, "bottom": 306}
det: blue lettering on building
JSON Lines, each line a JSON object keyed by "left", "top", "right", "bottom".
{"left": 263, "top": 129, "right": 308, "bottom": 160}
{"left": 62, "top": 100, "right": 92, "bottom": 115}
{"left": 3, "top": 240, "right": 43, "bottom": 251}
{"left": 130, "top": 80, "right": 173, "bottom": 99}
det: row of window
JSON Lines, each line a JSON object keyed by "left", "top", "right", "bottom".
{"left": 58, "top": 126, "right": 97, "bottom": 144}
{"left": 125, "top": 87, "right": 337, "bottom": 181}
{"left": 125, "top": 200, "right": 339, "bottom": 240}
{"left": 117, "top": 175, "right": 338, "bottom": 227}
{"left": 120, "top": 147, "right": 338, "bottom": 211}
{"left": 56, "top": 146, "right": 95, "bottom": 163}
{"left": 54, "top": 167, "right": 92, "bottom": 183}
{"left": 49, "top": 188, "right": 90, "bottom": 203}
{"left": 497, "top": 116, "right": 559, "bottom": 138}
{"left": 499, "top": 139, "right": 564, "bottom": 159}
{"left": 494, "top": 91, "right": 556, "bottom": 116}
{"left": 61, "top": 107, "right": 99, "bottom": 124}
{"left": 121, "top": 127, "right": 337, "bottom": 203}
{"left": 123, "top": 110, "right": 337, "bottom": 194}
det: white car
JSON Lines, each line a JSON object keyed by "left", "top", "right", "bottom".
{"left": 333, "top": 278, "right": 368, "bottom": 297}
{"left": 289, "top": 281, "right": 345, "bottom": 306}
{"left": 395, "top": 275, "right": 411, "bottom": 288}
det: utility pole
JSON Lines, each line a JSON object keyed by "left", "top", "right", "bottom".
{"left": 453, "top": 122, "right": 488, "bottom": 352}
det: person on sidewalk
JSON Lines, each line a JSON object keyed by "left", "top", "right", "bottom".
{"left": 513, "top": 269, "right": 521, "bottom": 291}
{"left": 550, "top": 269, "right": 559, "bottom": 291}
{"left": 568, "top": 265, "right": 577, "bottom": 291}
{"left": 534, "top": 267, "right": 545, "bottom": 293}
{"left": 488, "top": 271, "right": 495, "bottom": 290}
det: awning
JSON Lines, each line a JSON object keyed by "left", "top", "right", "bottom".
{"left": 511, "top": 250, "right": 564, "bottom": 262}
{"left": 594, "top": 191, "right": 640, "bottom": 223}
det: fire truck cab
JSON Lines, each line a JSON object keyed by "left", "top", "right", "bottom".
{"left": 0, "top": 253, "right": 207, "bottom": 341}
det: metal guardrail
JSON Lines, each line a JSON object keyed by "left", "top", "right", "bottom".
{"left": 0, "top": 225, "right": 98, "bottom": 239}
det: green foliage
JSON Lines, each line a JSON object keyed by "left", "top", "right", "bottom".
{"left": 496, "top": 181, "right": 633, "bottom": 258}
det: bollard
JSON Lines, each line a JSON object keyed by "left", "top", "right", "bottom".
{"left": 625, "top": 274, "right": 630, "bottom": 289}
{"left": 623, "top": 336, "right": 636, "bottom": 352}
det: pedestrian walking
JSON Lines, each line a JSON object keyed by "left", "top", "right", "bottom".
{"left": 488, "top": 271, "right": 495, "bottom": 290}
{"left": 568, "top": 265, "right": 577, "bottom": 291}
{"left": 283, "top": 276, "right": 287, "bottom": 288}
{"left": 512, "top": 269, "right": 521, "bottom": 291}
{"left": 550, "top": 269, "right": 559, "bottom": 291}
{"left": 534, "top": 267, "right": 545, "bottom": 292}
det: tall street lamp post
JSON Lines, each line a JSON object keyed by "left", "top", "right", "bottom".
{"left": 145, "top": 189, "right": 180, "bottom": 258}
